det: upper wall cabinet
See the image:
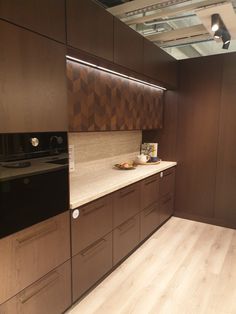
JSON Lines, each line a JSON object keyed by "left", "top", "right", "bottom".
{"left": 0, "top": 0, "right": 66, "bottom": 43}
{"left": 0, "top": 21, "right": 68, "bottom": 133}
{"left": 66, "top": 0, "right": 114, "bottom": 62}
{"left": 114, "top": 18, "right": 143, "bottom": 74}
{"left": 143, "top": 39, "right": 177, "bottom": 88}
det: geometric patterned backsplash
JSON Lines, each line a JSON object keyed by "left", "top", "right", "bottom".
{"left": 67, "top": 60, "right": 164, "bottom": 132}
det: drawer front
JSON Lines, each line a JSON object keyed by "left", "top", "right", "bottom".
{"left": 71, "top": 195, "right": 112, "bottom": 256}
{"left": 141, "top": 174, "right": 159, "bottom": 210}
{"left": 72, "top": 233, "right": 112, "bottom": 301}
{"left": 160, "top": 168, "right": 175, "bottom": 198}
{"left": 160, "top": 193, "right": 174, "bottom": 224}
{"left": 0, "top": 212, "right": 70, "bottom": 305}
{"left": 140, "top": 202, "right": 160, "bottom": 241}
{"left": 0, "top": 261, "right": 71, "bottom": 314}
{"left": 113, "top": 182, "right": 141, "bottom": 228}
{"left": 113, "top": 214, "right": 140, "bottom": 265}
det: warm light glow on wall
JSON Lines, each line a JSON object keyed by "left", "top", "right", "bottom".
{"left": 66, "top": 55, "right": 166, "bottom": 91}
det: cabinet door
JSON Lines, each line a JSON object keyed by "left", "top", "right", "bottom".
{"left": 0, "top": 0, "right": 66, "bottom": 42}
{"left": 67, "top": 0, "right": 113, "bottom": 62}
{"left": 0, "top": 261, "right": 71, "bottom": 314}
{"left": 143, "top": 39, "right": 177, "bottom": 88}
{"left": 72, "top": 233, "right": 112, "bottom": 301}
{"left": 113, "top": 214, "right": 140, "bottom": 265}
{"left": 113, "top": 182, "right": 141, "bottom": 228}
{"left": 140, "top": 202, "right": 160, "bottom": 241}
{"left": 114, "top": 18, "right": 143, "bottom": 73}
{"left": 159, "top": 168, "right": 175, "bottom": 223}
{"left": 142, "top": 85, "right": 163, "bottom": 130}
{"left": 141, "top": 174, "right": 159, "bottom": 210}
{"left": 0, "top": 21, "right": 68, "bottom": 133}
{"left": 0, "top": 212, "right": 70, "bottom": 304}
{"left": 71, "top": 195, "right": 113, "bottom": 256}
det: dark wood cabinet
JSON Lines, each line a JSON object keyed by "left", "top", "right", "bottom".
{"left": 140, "top": 202, "right": 160, "bottom": 241}
{"left": 113, "top": 183, "right": 140, "bottom": 228}
{"left": 72, "top": 233, "right": 112, "bottom": 301}
{"left": 113, "top": 214, "right": 140, "bottom": 265}
{"left": 141, "top": 174, "right": 159, "bottom": 210}
{"left": 0, "top": 261, "right": 71, "bottom": 314}
{"left": 114, "top": 18, "right": 143, "bottom": 73}
{"left": 159, "top": 168, "right": 175, "bottom": 224}
{"left": 71, "top": 195, "right": 113, "bottom": 256}
{"left": 143, "top": 39, "right": 177, "bottom": 88}
{"left": 0, "top": 21, "right": 68, "bottom": 133}
{"left": 0, "top": 212, "right": 70, "bottom": 305}
{"left": 66, "top": 0, "right": 114, "bottom": 62}
{"left": 0, "top": 0, "right": 66, "bottom": 43}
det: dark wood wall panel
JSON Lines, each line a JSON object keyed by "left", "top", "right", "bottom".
{"left": 67, "top": 60, "right": 163, "bottom": 132}
{"left": 175, "top": 55, "right": 223, "bottom": 219}
{"left": 214, "top": 53, "right": 236, "bottom": 227}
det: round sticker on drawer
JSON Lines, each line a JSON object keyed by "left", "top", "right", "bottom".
{"left": 72, "top": 209, "right": 80, "bottom": 219}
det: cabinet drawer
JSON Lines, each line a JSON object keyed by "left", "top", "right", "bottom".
{"left": 160, "top": 168, "right": 175, "bottom": 197}
{"left": 140, "top": 202, "right": 160, "bottom": 241}
{"left": 72, "top": 233, "right": 112, "bottom": 301}
{"left": 0, "top": 212, "right": 70, "bottom": 305}
{"left": 71, "top": 195, "right": 112, "bottom": 256}
{"left": 113, "top": 182, "right": 140, "bottom": 228}
{"left": 141, "top": 174, "right": 159, "bottom": 210}
{"left": 160, "top": 194, "right": 174, "bottom": 224}
{"left": 0, "top": 261, "right": 71, "bottom": 314}
{"left": 113, "top": 214, "right": 140, "bottom": 265}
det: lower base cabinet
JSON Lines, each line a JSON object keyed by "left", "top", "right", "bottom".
{"left": 140, "top": 202, "right": 160, "bottom": 241}
{"left": 160, "top": 194, "right": 174, "bottom": 224}
{"left": 72, "top": 233, "right": 112, "bottom": 301}
{"left": 113, "top": 214, "right": 140, "bottom": 265}
{"left": 0, "top": 261, "right": 71, "bottom": 314}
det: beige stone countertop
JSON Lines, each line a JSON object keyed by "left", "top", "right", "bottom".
{"left": 70, "top": 161, "right": 177, "bottom": 209}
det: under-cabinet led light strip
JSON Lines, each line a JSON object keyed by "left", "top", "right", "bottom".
{"left": 66, "top": 55, "right": 166, "bottom": 91}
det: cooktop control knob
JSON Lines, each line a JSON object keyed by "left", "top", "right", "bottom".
{"left": 30, "top": 137, "right": 39, "bottom": 147}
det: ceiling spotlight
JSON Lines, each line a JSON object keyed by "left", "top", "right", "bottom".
{"left": 222, "top": 41, "right": 230, "bottom": 49}
{"left": 222, "top": 29, "right": 231, "bottom": 45}
{"left": 211, "top": 14, "right": 220, "bottom": 32}
{"left": 214, "top": 29, "right": 222, "bottom": 39}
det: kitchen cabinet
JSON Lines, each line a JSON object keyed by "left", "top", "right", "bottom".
{"left": 141, "top": 174, "right": 159, "bottom": 210}
{"left": 113, "top": 214, "right": 140, "bottom": 265}
{"left": 159, "top": 168, "right": 175, "bottom": 224}
{"left": 0, "top": 21, "right": 68, "bottom": 133}
{"left": 66, "top": 0, "right": 114, "bottom": 62}
{"left": 0, "top": 0, "right": 66, "bottom": 43}
{"left": 140, "top": 202, "right": 160, "bottom": 241}
{"left": 143, "top": 39, "right": 177, "bottom": 88}
{"left": 0, "top": 212, "right": 70, "bottom": 305}
{"left": 67, "top": 60, "right": 163, "bottom": 132}
{"left": 71, "top": 195, "right": 113, "bottom": 256}
{"left": 72, "top": 233, "right": 112, "bottom": 301}
{"left": 114, "top": 18, "right": 143, "bottom": 73}
{"left": 0, "top": 261, "right": 71, "bottom": 314}
{"left": 113, "top": 182, "right": 141, "bottom": 228}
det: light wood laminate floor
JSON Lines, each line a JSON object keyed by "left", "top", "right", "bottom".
{"left": 67, "top": 217, "right": 236, "bottom": 314}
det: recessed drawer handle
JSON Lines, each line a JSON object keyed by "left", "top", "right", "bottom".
{"left": 16, "top": 222, "right": 58, "bottom": 247}
{"left": 82, "top": 204, "right": 106, "bottom": 216}
{"left": 120, "top": 189, "right": 136, "bottom": 198}
{"left": 163, "top": 171, "right": 173, "bottom": 177}
{"left": 144, "top": 206, "right": 157, "bottom": 217}
{"left": 19, "top": 271, "right": 59, "bottom": 304}
{"left": 118, "top": 218, "right": 136, "bottom": 233}
{"left": 163, "top": 196, "right": 172, "bottom": 204}
{"left": 145, "top": 178, "right": 157, "bottom": 186}
{"left": 81, "top": 238, "right": 106, "bottom": 257}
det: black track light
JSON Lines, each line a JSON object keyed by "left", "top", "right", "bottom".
{"left": 211, "top": 14, "right": 220, "bottom": 32}
{"left": 214, "top": 29, "right": 223, "bottom": 39}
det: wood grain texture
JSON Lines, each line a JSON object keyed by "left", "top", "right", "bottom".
{"left": 175, "top": 55, "right": 223, "bottom": 219}
{"left": 214, "top": 52, "right": 236, "bottom": 227}
{"left": 0, "top": 0, "right": 66, "bottom": 42}
{"left": 0, "top": 212, "right": 70, "bottom": 305}
{"left": 66, "top": 0, "right": 114, "bottom": 62}
{"left": 67, "top": 217, "right": 236, "bottom": 314}
{"left": 67, "top": 60, "right": 163, "bottom": 132}
{"left": 0, "top": 21, "right": 68, "bottom": 133}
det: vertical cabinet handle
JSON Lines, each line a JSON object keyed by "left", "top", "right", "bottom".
{"left": 160, "top": 172, "right": 163, "bottom": 178}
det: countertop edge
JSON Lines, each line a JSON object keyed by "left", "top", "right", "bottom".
{"left": 70, "top": 162, "right": 177, "bottom": 210}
